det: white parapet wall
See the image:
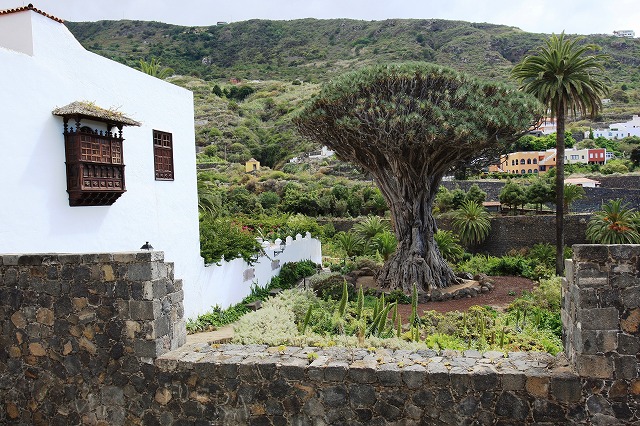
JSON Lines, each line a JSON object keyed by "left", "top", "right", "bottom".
{"left": 184, "top": 233, "right": 322, "bottom": 319}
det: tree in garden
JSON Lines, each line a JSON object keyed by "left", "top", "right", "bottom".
{"left": 197, "top": 173, "right": 222, "bottom": 218}
{"left": 334, "top": 231, "right": 364, "bottom": 263}
{"left": 631, "top": 147, "right": 640, "bottom": 168}
{"left": 512, "top": 33, "right": 609, "bottom": 275}
{"left": 451, "top": 201, "right": 491, "bottom": 247}
{"left": 499, "top": 180, "right": 527, "bottom": 214}
{"left": 586, "top": 199, "right": 640, "bottom": 244}
{"left": 296, "top": 63, "right": 540, "bottom": 292}
{"left": 464, "top": 184, "right": 487, "bottom": 206}
{"left": 563, "top": 183, "right": 585, "bottom": 213}
{"left": 526, "top": 179, "right": 554, "bottom": 212}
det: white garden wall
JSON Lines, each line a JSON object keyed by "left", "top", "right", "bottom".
{"left": 187, "top": 233, "right": 322, "bottom": 319}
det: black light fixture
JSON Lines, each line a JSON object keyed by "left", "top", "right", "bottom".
{"left": 273, "top": 240, "right": 286, "bottom": 256}
{"left": 140, "top": 241, "right": 153, "bottom": 250}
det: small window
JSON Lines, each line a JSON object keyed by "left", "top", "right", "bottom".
{"left": 527, "top": 159, "right": 532, "bottom": 164}
{"left": 520, "top": 159, "right": 525, "bottom": 165}
{"left": 153, "top": 130, "right": 174, "bottom": 181}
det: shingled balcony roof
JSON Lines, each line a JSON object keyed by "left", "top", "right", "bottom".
{"left": 52, "top": 101, "right": 141, "bottom": 127}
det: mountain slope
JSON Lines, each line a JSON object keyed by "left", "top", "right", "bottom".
{"left": 66, "top": 18, "right": 640, "bottom": 167}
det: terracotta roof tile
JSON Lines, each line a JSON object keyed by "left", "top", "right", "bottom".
{"left": 0, "top": 3, "right": 64, "bottom": 24}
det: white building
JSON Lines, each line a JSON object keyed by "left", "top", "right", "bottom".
{"left": 0, "top": 5, "right": 321, "bottom": 319}
{"left": 614, "top": 30, "right": 635, "bottom": 38}
{"left": 588, "top": 115, "right": 640, "bottom": 140}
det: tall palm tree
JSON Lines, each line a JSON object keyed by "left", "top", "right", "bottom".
{"left": 512, "top": 33, "right": 609, "bottom": 275}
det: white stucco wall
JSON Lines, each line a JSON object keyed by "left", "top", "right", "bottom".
{"left": 0, "top": 11, "right": 201, "bottom": 297}
{"left": 0, "top": 9, "right": 33, "bottom": 55}
{"left": 1, "top": 10, "right": 324, "bottom": 320}
{"left": 188, "top": 233, "right": 322, "bottom": 319}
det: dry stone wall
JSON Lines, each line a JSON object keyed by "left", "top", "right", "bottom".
{"left": 1, "top": 248, "right": 639, "bottom": 424}
{"left": 0, "top": 252, "right": 185, "bottom": 424}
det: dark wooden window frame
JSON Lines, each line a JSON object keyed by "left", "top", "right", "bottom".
{"left": 153, "top": 130, "right": 174, "bottom": 181}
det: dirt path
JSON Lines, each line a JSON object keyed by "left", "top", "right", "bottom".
{"left": 357, "top": 276, "right": 537, "bottom": 320}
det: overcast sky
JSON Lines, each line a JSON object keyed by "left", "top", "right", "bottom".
{"left": 1, "top": 0, "right": 639, "bottom": 36}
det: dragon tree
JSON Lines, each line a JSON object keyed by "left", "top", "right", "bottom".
{"left": 296, "top": 63, "right": 540, "bottom": 293}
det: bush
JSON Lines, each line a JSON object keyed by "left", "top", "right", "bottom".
{"left": 486, "top": 255, "right": 533, "bottom": 277}
{"left": 278, "top": 260, "right": 319, "bottom": 289}
{"left": 312, "top": 275, "right": 356, "bottom": 300}
{"left": 233, "top": 306, "right": 298, "bottom": 345}
{"left": 199, "top": 218, "right": 262, "bottom": 264}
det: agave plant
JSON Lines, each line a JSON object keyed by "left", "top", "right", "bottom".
{"left": 451, "top": 201, "right": 491, "bottom": 247}
{"left": 434, "top": 230, "right": 464, "bottom": 263}
{"left": 586, "top": 199, "right": 640, "bottom": 244}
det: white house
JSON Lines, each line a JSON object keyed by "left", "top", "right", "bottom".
{"left": 613, "top": 30, "right": 635, "bottom": 38}
{"left": 565, "top": 177, "right": 601, "bottom": 188}
{"left": 588, "top": 115, "right": 640, "bottom": 140}
{"left": 0, "top": 5, "right": 322, "bottom": 319}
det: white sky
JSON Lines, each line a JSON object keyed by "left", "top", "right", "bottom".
{"left": 1, "top": 0, "right": 638, "bottom": 36}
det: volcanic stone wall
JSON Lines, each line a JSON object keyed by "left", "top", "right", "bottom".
{"left": 0, "top": 252, "right": 185, "bottom": 424}
{"left": 1, "top": 249, "right": 639, "bottom": 424}
{"left": 438, "top": 214, "right": 592, "bottom": 255}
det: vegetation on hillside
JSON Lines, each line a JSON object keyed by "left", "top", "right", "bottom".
{"left": 67, "top": 18, "right": 640, "bottom": 168}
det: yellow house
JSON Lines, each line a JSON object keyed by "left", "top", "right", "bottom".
{"left": 245, "top": 158, "right": 260, "bottom": 173}
{"left": 498, "top": 151, "right": 541, "bottom": 175}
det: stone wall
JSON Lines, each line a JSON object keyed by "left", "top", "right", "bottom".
{"left": 563, "top": 245, "right": 640, "bottom": 381}
{"left": 441, "top": 179, "right": 640, "bottom": 213}
{"left": 2, "top": 249, "right": 639, "bottom": 425}
{"left": 0, "top": 252, "right": 185, "bottom": 424}
{"left": 438, "top": 214, "right": 592, "bottom": 256}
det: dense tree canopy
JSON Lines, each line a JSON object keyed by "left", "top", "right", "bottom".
{"left": 296, "top": 62, "right": 541, "bottom": 292}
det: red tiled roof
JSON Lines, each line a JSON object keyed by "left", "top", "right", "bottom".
{"left": 0, "top": 3, "right": 64, "bottom": 24}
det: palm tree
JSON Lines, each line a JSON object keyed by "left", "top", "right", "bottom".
{"left": 434, "top": 230, "right": 464, "bottom": 263}
{"left": 353, "top": 215, "right": 390, "bottom": 240}
{"left": 563, "top": 183, "right": 586, "bottom": 213}
{"left": 371, "top": 231, "right": 397, "bottom": 261}
{"left": 451, "top": 201, "right": 491, "bottom": 247}
{"left": 512, "top": 33, "right": 609, "bottom": 275}
{"left": 139, "top": 58, "right": 174, "bottom": 79}
{"left": 334, "top": 231, "right": 363, "bottom": 263}
{"left": 586, "top": 199, "right": 640, "bottom": 244}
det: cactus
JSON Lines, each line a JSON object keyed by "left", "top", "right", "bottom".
{"left": 356, "top": 286, "right": 364, "bottom": 320}
{"left": 302, "top": 305, "right": 313, "bottom": 334}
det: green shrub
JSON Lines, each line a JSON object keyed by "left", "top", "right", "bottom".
{"left": 278, "top": 260, "right": 319, "bottom": 289}
{"left": 486, "top": 255, "right": 533, "bottom": 277}
{"left": 434, "top": 230, "right": 464, "bottom": 263}
{"left": 312, "top": 275, "right": 356, "bottom": 300}
{"left": 199, "top": 218, "right": 262, "bottom": 264}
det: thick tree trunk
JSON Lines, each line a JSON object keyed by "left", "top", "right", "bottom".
{"left": 375, "top": 177, "right": 459, "bottom": 294}
{"left": 555, "top": 104, "right": 566, "bottom": 276}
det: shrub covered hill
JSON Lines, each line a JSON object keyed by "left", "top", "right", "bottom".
{"left": 67, "top": 18, "right": 640, "bottom": 168}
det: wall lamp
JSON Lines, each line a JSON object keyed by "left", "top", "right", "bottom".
{"left": 273, "top": 239, "right": 286, "bottom": 256}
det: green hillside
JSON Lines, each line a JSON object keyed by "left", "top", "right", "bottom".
{"left": 66, "top": 18, "right": 640, "bottom": 167}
